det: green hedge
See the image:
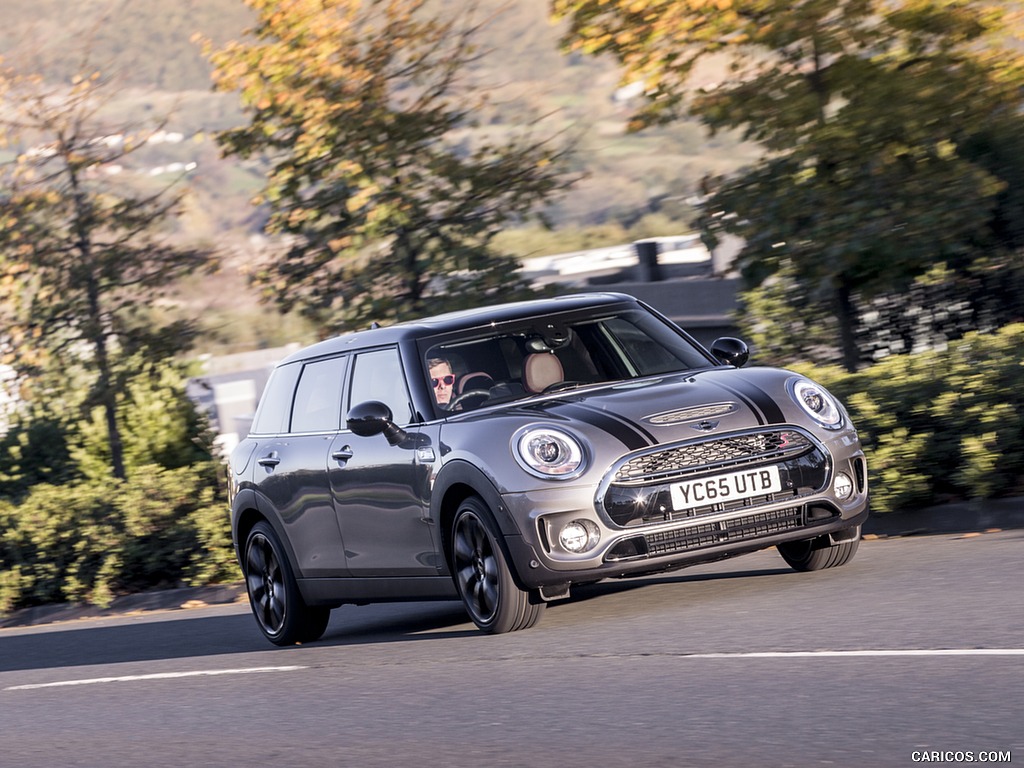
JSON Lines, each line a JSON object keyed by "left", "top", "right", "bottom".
{"left": 790, "top": 323, "right": 1024, "bottom": 514}
{"left": 0, "top": 464, "right": 238, "bottom": 615}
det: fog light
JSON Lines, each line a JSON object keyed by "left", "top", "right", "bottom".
{"left": 558, "top": 519, "right": 600, "bottom": 553}
{"left": 833, "top": 472, "right": 854, "bottom": 500}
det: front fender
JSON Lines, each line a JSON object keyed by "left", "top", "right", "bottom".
{"left": 430, "top": 459, "right": 522, "bottom": 538}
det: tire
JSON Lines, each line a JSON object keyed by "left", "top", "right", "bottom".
{"left": 244, "top": 520, "right": 331, "bottom": 646}
{"left": 777, "top": 528, "right": 861, "bottom": 572}
{"left": 451, "top": 496, "right": 544, "bottom": 634}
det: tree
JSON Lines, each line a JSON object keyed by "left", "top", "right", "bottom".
{"left": 204, "top": 0, "right": 574, "bottom": 334}
{"left": 0, "top": 67, "right": 216, "bottom": 479}
{"left": 553, "top": 0, "right": 1024, "bottom": 370}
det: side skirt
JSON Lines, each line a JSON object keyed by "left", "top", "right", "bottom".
{"left": 298, "top": 576, "right": 459, "bottom": 607}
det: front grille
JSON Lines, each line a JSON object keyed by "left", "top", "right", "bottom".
{"left": 644, "top": 506, "right": 804, "bottom": 556}
{"left": 600, "top": 429, "right": 829, "bottom": 528}
{"left": 614, "top": 430, "right": 813, "bottom": 485}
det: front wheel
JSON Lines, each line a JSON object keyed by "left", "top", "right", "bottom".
{"left": 244, "top": 520, "right": 331, "bottom": 646}
{"left": 451, "top": 496, "right": 544, "bottom": 634}
{"left": 777, "top": 528, "right": 860, "bottom": 572}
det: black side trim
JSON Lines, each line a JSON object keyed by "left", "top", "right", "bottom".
{"left": 298, "top": 576, "right": 458, "bottom": 606}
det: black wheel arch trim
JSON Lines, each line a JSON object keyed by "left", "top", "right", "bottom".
{"left": 231, "top": 489, "right": 304, "bottom": 578}
{"left": 430, "top": 459, "right": 521, "bottom": 538}
{"left": 229, "top": 488, "right": 260, "bottom": 558}
{"left": 430, "top": 459, "right": 536, "bottom": 589}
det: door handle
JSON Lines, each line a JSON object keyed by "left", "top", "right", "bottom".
{"left": 331, "top": 446, "right": 354, "bottom": 462}
{"left": 257, "top": 453, "right": 280, "bottom": 468}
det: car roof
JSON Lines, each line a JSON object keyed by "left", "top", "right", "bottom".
{"left": 279, "top": 292, "right": 642, "bottom": 364}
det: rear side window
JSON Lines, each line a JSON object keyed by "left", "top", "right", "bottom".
{"left": 250, "top": 363, "right": 301, "bottom": 435}
{"left": 349, "top": 348, "right": 414, "bottom": 426}
{"left": 290, "top": 356, "right": 348, "bottom": 433}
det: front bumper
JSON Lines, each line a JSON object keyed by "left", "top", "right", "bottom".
{"left": 498, "top": 424, "right": 869, "bottom": 591}
{"left": 504, "top": 502, "right": 869, "bottom": 590}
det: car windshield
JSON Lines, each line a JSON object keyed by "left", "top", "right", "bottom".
{"left": 421, "top": 308, "right": 714, "bottom": 416}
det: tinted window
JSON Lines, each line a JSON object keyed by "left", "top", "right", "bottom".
{"left": 290, "top": 356, "right": 348, "bottom": 433}
{"left": 349, "top": 348, "right": 414, "bottom": 426}
{"left": 250, "top": 363, "right": 301, "bottom": 435}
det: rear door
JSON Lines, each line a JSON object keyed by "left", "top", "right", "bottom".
{"left": 252, "top": 356, "right": 350, "bottom": 577}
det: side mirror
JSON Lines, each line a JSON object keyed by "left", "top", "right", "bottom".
{"left": 710, "top": 337, "right": 750, "bottom": 368}
{"left": 346, "top": 400, "right": 408, "bottom": 446}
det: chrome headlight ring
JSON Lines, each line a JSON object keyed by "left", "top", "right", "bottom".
{"left": 787, "top": 377, "right": 844, "bottom": 429}
{"left": 512, "top": 425, "right": 588, "bottom": 480}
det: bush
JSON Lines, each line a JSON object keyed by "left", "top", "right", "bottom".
{"left": 790, "top": 323, "right": 1024, "bottom": 514}
{"left": 0, "top": 466, "right": 237, "bottom": 614}
{"left": 0, "top": 357, "right": 238, "bottom": 615}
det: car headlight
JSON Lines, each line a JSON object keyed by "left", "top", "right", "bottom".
{"left": 789, "top": 378, "right": 843, "bottom": 428}
{"left": 513, "top": 427, "right": 586, "bottom": 479}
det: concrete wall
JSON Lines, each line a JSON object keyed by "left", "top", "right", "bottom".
{"left": 187, "top": 344, "right": 300, "bottom": 454}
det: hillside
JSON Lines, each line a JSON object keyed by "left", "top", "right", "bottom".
{"left": 1, "top": 0, "right": 758, "bottom": 352}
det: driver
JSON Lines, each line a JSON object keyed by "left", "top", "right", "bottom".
{"left": 428, "top": 357, "right": 456, "bottom": 409}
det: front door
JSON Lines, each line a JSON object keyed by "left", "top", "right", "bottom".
{"left": 328, "top": 347, "right": 440, "bottom": 576}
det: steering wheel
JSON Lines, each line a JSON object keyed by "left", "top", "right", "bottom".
{"left": 448, "top": 389, "right": 491, "bottom": 411}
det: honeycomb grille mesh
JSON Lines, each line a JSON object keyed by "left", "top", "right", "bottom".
{"left": 614, "top": 430, "right": 812, "bottom": 485}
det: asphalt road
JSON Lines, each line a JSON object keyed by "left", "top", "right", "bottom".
{"left": 2, "top": 531, "right": 1021, "bottom": 768}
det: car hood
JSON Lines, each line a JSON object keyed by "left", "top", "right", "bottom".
{"left": 486, "top": 366, "right": 804, "bottom": 452}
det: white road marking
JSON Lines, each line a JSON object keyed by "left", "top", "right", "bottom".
{"left": 5, "top": 665, "right": 308, "bottom": 691}
{"left": 7, "top": 650, "right": 1022, "bottom": 691}
{"left": 681, "top": 649, "right": 1024, "bottom": 659}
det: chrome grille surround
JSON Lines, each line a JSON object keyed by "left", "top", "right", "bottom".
{"left": 613, "top": 428, "right": 816, "bottom": 486}
{"left": 598, "top": 427, "right": 830, "bottom": 529}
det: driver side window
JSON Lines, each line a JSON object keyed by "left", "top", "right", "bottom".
{"left": 349, "top": 348, "right": 414, "bottom": 426}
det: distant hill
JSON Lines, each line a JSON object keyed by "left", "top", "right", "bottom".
{"left": 1, "top": 0, "right": 758, "bottom": 352}
{"left": 1, "top": 0, "right": 252, "bottom": 92}
{"left": 1, "top": 0, "right": 756, "bottom": 226}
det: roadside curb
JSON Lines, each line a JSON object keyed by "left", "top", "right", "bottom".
{"left": 0, "top": 582, "right": 247, "bottom": 631}
{"left": 862, "top": 496, "right": 1024, "bottom": 539}
{"left": 2, "top": 498, "right": 1021, "bottom": 630}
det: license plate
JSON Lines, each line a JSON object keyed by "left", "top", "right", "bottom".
{"left": 670, "top": 466, "right": 782, "bottom": 511}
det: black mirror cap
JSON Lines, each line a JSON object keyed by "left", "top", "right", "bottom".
{"left": 710, "top": 337, "right": 750, "bottom": 368}
{"left": 346, "top": 400, "right": 409, "bottom": 446}
{"left": 347, "top": 400, "right": 394, "bottom": 437}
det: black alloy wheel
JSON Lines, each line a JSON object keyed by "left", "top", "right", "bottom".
{"left": 244, "top": 520, "right": 331, "bottom": 646}
{"left": 451, "top": 496, "right": 544, "bottom": 634}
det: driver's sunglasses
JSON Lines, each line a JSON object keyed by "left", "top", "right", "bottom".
{"left": 431, "top": 374, "right": 455, "bottom": 388}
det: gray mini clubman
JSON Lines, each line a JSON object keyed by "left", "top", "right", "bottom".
{"left": 228, "top": 292, "right": 869, "bottom": 645}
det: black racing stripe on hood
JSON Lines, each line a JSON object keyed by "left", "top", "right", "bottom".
{"left": 713, "top": 382, "right": 767, "bottom": 425}
{"left": 556, "top": 403, "right": 654, "bottom": 451}
{"left": 721, "top": 379, "right": 787, "bottom": 425}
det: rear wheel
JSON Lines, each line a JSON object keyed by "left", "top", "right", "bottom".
{"left": 244, "top": 520, "right": 331, "bottom": 646}
{"left": 451, "top": 496, "right": 544, "bottom": 633}
{"left": 777, "top": 528, "right": 861, "bottom": 572}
